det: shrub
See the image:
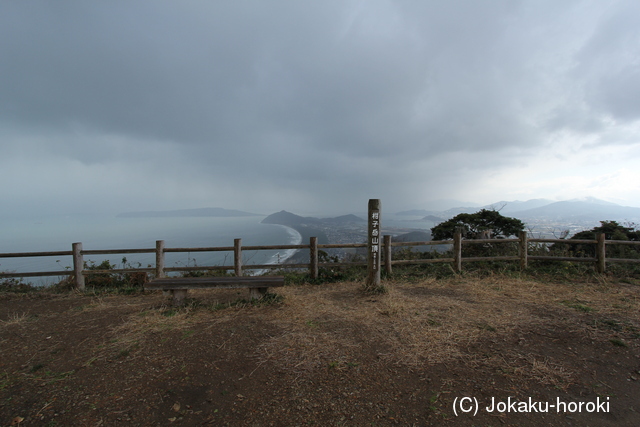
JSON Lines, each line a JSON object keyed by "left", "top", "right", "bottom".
{"left": 431, "top": 209, "right": 525, "bottom": 241}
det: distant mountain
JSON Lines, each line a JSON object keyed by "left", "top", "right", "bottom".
{"left": 261, "top": 210, "right": 321, "bottom": 226}
{"left": 262, "top": 210, "right": 367, "bottom": 245}
{"left": 262, "top": 211, "right": 365, "bottom": 227}
{"left": 426, "top": 199, "right": 481, "bottom": 211}
{"left": 396, "top": 209, "right": 432, "bottom": 216}
{"left": 442, "top": 206, "right": 479, "bottom": 216}
{"left": 485, "top": 199, "right": 554, "bottom": 213}
{"left": 117, "top": 207, "right": 259, "bottom": 218}
{"left": 321, "top": 214, "right": 366, "bottom": 224}
{"left": 514, "top": 199, "right": 640, "bottom": 222}
{"left": 440, "top": 199, "right": 554, "bottom": 216}
{"left": 398, "top": 197, "right": 638, "bottom": 224}
{"left": 398, "top": 199, "right": 486, "bottom": 215}
{"left": 567, "top": 196, "right": 618, "bottom": 206}
{"left": 393, "top": 231, "right": 431, "bottom": 242}
{"left": 422, "top": 215, "right": 445, "bottom": 222}
{"left": 398, "top": 199, "right": 551, "bottom": 217}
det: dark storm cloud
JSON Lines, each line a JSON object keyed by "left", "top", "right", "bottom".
{"left": 1, "top": 2, "right": 536, "bottom": 150}
{"left": 543, "top": 0, "right": 640, "bottom": 137}
{"left": 577, "top": 2, "right": 640, "bottom": 123}
{"left": 1, "top": 0, "right": 639, "bottom": 214}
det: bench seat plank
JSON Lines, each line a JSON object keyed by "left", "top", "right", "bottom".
{"left": 145, "top": 276, "right": 284, "bottom": 290}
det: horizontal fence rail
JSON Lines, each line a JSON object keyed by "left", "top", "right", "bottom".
{"left": 2, "top": 232, "right": 640, "bottom": 289}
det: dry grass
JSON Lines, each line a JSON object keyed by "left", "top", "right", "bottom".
{"left": 0, "top": 312, "right": 31, "bottom": 326}
{"left": 252, "top": 274, "right": 639, "bottom": 383}
{"left": 81, "top": 275, "right": 639, "bottom": 388}
{"left": 105, "top": 303, "right": 199, "bottom": 351}
{"left": 464, "top": 352, "right": 574, "bottom": 389}
{"left": 99, "top": 292, "right": 253, "bottom": 358}
{"left": 1, "top": 274, "right": 639, "bottom": 426}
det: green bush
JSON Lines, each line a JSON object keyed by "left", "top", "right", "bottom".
{"left": 81, "top": 258, "right": 148, "bottom": 291}
{"left": 552, "top": 221, "right": 640, "bottom": 259}
{"left": 0, "top": 277, "right": 39, "bottom": 293}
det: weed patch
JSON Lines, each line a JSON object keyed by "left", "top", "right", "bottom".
{"left": 561, "top": 300, "right": 595, "bottom": 312}
{"left": 209, "top": 292, "right": 284, "bottom": 312}
{"left": 0, "top": 277, "right": 39, "bottom": 293}
{"left": 610, "top": 338, "right": 628, "bottom": 347}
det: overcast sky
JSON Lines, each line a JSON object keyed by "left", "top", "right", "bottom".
{"left": 2, "top": 0, "right": 640, "bottom": 216}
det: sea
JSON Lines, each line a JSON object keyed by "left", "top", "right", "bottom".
{"left": 0, "top": 214, "right": 302, "bottom": 285}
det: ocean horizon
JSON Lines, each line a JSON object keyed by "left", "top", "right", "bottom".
{"left": 0, "top": 214, "right": 302, "bottom": 285}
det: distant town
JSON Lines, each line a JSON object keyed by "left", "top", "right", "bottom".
{"left": 117, "top": 197, "right": 640, "bottom": 262}
{"left": 258, "top": 197, "right": 640, "bottom": 262}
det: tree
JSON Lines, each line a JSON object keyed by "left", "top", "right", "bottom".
{"left": 431, "top": 209, "right": 525, "bottom": 241}
{"left": 556, "top": 221, "right": 640, "bottom": 258}
{"left": 571, "top": 220, "right": 640, "bottom": 241}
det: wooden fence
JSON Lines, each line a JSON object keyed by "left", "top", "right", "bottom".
{"left": 2, "top": 232, "right": 640, "bottom": 290}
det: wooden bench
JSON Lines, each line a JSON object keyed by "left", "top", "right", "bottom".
{"left": 144, "top": 276, "right": 285, "bottom": 306}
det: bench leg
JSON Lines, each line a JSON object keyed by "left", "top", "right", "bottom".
{"left": 249, "top": 287, "right": 268, "bottom": 300}
{"left": 171, "top": 289, "right": 188, "bottom": 306}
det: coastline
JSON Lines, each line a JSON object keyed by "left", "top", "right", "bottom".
{"left": 272, "top": 224, "right": 303, "bottom": 263}
{"left": 280, "top": 224, "right": 330, "bottom": 265}
{"left": 1, "top": 216, "right": 302, "bottom": 283}
{"left": 249, "top": 224, "right": 303, "bottom": 275}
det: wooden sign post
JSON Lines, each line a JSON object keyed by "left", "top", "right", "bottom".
{"left": 365, "top": 199, "right": 382, "bottom": 291}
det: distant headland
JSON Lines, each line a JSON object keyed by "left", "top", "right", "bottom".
{"left": 116, "top": 207, "right": 260, "bottom": 218}
{"left": 261, "top": 210, "right": 365, "bottom": 227}
{"left": 261, "top": 210, "right": 367, "bottom": 263}
{"left": 261, "top": 210, "right": 366, "bottom": 243}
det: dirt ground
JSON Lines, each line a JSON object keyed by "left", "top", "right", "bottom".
{"left": 1, "top": 274, "right": 639, "bottom": 426}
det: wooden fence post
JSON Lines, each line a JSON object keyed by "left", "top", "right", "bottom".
{"left": 310, "top": 236, "right": 318, "bottom": 279}
{"left": 155, "top": 240, "right": 165, "bottom": 279}
{"left": 384, "top": 235, "right": 392, "bottom": 275}
{"left": 596, "top": 233, "right": 606, "bottom": 274}
{"left": 519, "top": 231, "right": 528, "bottom": 270}
{"left": 453, "top": 232, "right": 462, "bottom": 273}
{"left": 72, "top": 242, "right": 84, "bottom": 290}
{"left": 365, "top": 199, "right": 382, "bottom": 290}
{"left": 234, "top": 238, "right": 243, "bottom": 276}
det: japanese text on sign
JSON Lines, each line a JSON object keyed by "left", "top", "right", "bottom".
{"left": 370, "top": 211, "right": 380, "bottom": 270}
